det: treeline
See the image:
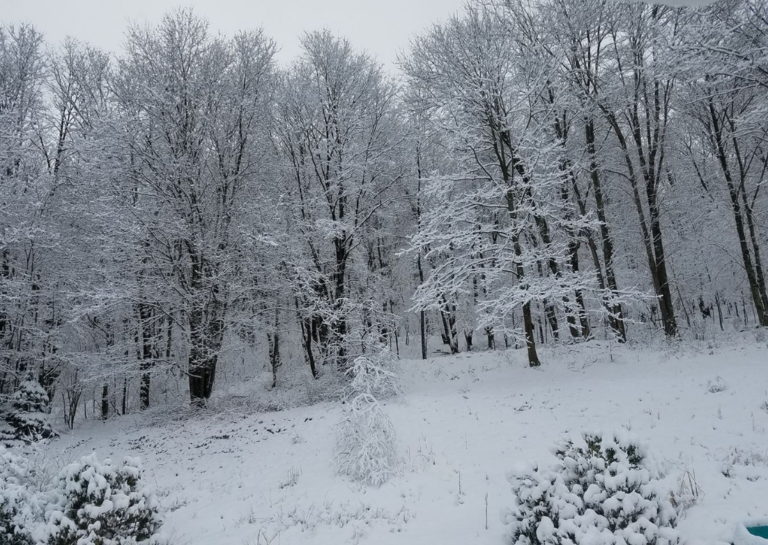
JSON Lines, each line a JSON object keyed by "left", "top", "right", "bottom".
{"left": 0, "top": 0, "right": 766, "bottom": 419}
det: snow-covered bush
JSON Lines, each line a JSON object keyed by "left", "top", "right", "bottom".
{"left": 335, "top": 393, "right": 398, "bottom": 487}
{"left": 706, "top": 376, "right": 727, "bottom": 394}
{"left": 669, "top": 470, "right": 700, "bottom": 512}
{"left": 46, "top": 454, "right": 161, "bottom": 545}
{"left": 506, "top": 432, "right": 679, "bottom": 545}
{"left": 0, "top": 447, "right": 38, "bottom": 545}
{"left": 5, "top": 379, "right": 57, "bottom": 442}
{"left": 335, "top": 348, "right": 399, "bottom": 487}
{"left": 346, "top": 348, "right": 400, "bottom": 400}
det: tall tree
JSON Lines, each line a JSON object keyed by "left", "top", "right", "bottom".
{"left": 273, "top": 31, "right": 403, "bottom": 370}
{"left": 114, "top": 10, "right": 276, "bottom": 404}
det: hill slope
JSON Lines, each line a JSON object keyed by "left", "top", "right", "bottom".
{"left": 45, "top": 338, "right": 768, "bottom": 545}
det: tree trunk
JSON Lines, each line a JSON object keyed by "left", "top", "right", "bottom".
{"left": 438, "top": 295, "right": 459, "bottom": 354}
{"left": 514, "top": 237, "right": 540, "bottom": 367}
{"left": 585, "top": 118, "right": 626, "bottom": 341}
{"left": 604, "top": 110, "right": 677, "bottom": 338}
{"left": 268, "top": 308, "right": 281, "bottom": 389}
{"left": 188, "top": 301, "right": 224, "bottom": 405}
{"left": 138, "top": 303, "right": 154, "bottom": 410}
{"left": 101, "top": 383, "right": 109, "bottom": 420}
{"left": 417, "top": 253, "right": 428, "bottom": 360}
{"left": 298, "top": 306, "right": 319, "bottom": 379}
{"left": 332, "top": 239, "right": 349, "bottom": 368}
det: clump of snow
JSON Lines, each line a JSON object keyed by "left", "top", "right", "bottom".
{"left": 505, "top": 432, "right": 679, "bottom": 545}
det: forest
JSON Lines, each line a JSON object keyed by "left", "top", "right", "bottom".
{"left": 1, "top": 0, "right": 766, "bottom": 417}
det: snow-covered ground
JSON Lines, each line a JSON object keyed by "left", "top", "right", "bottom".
{"left": 40, "top": 335, "right": 768, "bottom": 545}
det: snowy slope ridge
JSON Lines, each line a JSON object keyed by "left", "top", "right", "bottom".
{"left": 40, "top": 337, "right": 768, "bottom": 545}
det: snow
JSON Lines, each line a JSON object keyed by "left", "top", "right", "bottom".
{"left": 32, "top": 335, "right": 768, "bottom": 545}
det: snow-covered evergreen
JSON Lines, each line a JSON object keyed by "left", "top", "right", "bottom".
{"left": 506, "top": 433, "right": 679, "bottom": 545}
{"left": 45, "top": 455, "right": 161, "bottom": 545}
{"left": 4, "top": 380, "right": 57, "bottom": 443}
{"left": 0, "top": 447, "right": 37, "bottom": 545}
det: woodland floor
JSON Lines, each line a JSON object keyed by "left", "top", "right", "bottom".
{"left": 41, "top": 333, "right": 768, "bottom": 545}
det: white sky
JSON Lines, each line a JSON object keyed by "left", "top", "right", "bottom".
{"left": 1, "top": 0, "right": 467, "bottom": 69}
{"left": 2, "top": 0, "right": 718, "bottom": 70}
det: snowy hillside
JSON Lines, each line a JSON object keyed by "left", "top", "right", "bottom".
{"left": 32, "top": 337, "right": 768, "bottom": 545}
{"left": 3, "top": 2, "right": 768, "bottom": 544}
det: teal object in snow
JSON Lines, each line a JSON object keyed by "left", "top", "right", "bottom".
{"left": 747, "top": 526, "right": 768, "bottom": 540}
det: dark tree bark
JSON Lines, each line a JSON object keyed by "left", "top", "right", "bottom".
{"left": 138, "top": 302, "right": 154, "bottom": 410}
{"left": 418, "top": 290, "right": 428, "bottom": 359}
{"left": 101, "top": 383, "right": 109, "bottom": 420}
{"left": 187, "top": 256, "right": 225, "bottom": 405}
{"left": 267, "top": 308, "right": 281, "bottom": 389}
{"left": 416, "top": 150, "right": 429, "bottom": 360}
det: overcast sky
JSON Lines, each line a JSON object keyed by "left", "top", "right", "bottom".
{"left": 2, "top": 0, "right": 718, "bottom": 71}
{"left": 2, "top": 0, "right": 468, "bottom": 69}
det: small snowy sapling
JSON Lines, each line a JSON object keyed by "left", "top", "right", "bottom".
{"left": 335, "top": 349, "right": 399, "bottom": 486}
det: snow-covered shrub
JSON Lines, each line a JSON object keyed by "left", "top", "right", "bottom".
{"left": 335, "top": 393, "right": 398, "bottom": 487}
{"left": 669, "top": 470, "right": 700, "bottom": 512}
{"left": 706, "top": 376, "right": 727, "bottom": 394}
{"left": 335, "top": 348, "right": 399, "bottom": 487}
{"left": 5, "top": 379, "right": 57, "bottom": 442}
{"left": 46, "top": 454, "right": 161, "bottom": 545}
{"left": 0, "top": 447, "right": 38, "bottom": 545}
{"left": 506, "top": 432, "right": 679, "bottom": 545}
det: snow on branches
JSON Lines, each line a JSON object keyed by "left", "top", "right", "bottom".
{"left": 335, "top": 348, "right": 400, "bottom": 487}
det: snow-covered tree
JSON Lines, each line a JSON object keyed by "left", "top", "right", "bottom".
{"left": 1, "top": 1, "right": 767, "bottom": 421}
{"left": 4, "top": 378, "right": 56, "bottom": 442}
{"left": 0, "top": 446, "right": 37, "bottom": 545}
{"left": 679, "top": 0, "right": 768, "bottom": 327}
{"left": 46, "top": 455, "right": 161, "bottom": 545}
{"left": 335, "top": 348, "right": 399, "bottom": 486}
{"left": 403, "top": 6, "right": 606, "bottom": 366}
{"left": 273, "top": 30, "right": 406, "bottom": 371}
{"left": 112, "top": 9, "right": 276, "bottom": 404}
{"left": 506, "top": 432, "right": 679, "bottom": 545}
